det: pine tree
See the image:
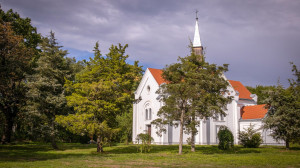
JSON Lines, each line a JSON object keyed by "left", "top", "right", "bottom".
{"left": 153, "top": 48, "right": 231, "bottom": 154}
{"left": 26, "top": 31, "right": 71, "bottom": 149}
{"left": 56, "top": 42, "right": 143, "bottom": 152}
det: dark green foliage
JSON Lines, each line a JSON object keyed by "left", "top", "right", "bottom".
{"left": 238, "top": 125, "right": 262, "bottom": 148}
{"left": 263, "top": 63, "right": 300, "bottom": 149}
{"left": 246, "top": 85, "right": 276, "bottom": 104}
{"left": 0, "top": 7, "right": 41, "bottom": 144}
{"left": 116, "top": 110, "right": 133, "bottom": 145}
{"left": 0, "top": 20, "right": 34, "bottom": 144}
{"left": 0, "top": 8, "right": 41, "bottom": 50}
{"left": 56, "top": 42, "right": 143, "bottom": 152}
{"left": 136, "top": 133, "right": 153, "bottom": 153}
{"left": 217, "top": 126, "right": 234, "bottom": 150}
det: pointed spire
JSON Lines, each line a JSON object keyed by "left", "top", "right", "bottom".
{"left": 193, "top": 10, "right": 202, "bottom": 47}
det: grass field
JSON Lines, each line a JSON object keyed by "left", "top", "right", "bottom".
{"left": 0, "top": 143, "right": 300, "bottom": 168}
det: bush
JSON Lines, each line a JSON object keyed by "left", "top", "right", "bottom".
{"left": 136, "top": 133, "right": 153, "bottom": 153}
{"left": 217, "top": 126, "right": 234, "bottom": 150}
{"left": 238, "top": 124, "right": 263, "bottom": 148}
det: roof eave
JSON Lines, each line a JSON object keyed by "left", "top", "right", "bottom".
{"left": 239, "top": 118, "right": 262, "bottom": 122}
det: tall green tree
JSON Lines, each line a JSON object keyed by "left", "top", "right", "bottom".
{"left": 263, "top": 63, "right": 300, "bottom": 149}
{"left": 56, "top": 42, "right": 143, "bottom": 152}
{"left": 0, "top": 8, "right": 41, "bottom": 53}
{"left": 0, "top": 20, "right": 34, "bottom": 144}
{"left": 153, "top": 49, "right": 231, "bottom": 154}
{"left": 246, "top": 85, "right": 276, "bottom": 104}
{"left": 116, "top": 110, "right": 133, "bottom": 145}
{"left": 0, "top": 7, "right": 41, "bottom": 144}
{"left": 26, "top": 31, "right": 72, "bottom": 149}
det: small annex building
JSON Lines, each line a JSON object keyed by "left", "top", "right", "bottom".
{"left": 132, "top": 17, "right": 283, "bottom": 145}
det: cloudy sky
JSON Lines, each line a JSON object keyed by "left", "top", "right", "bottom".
{"left": 1, "top": 0, "right": 300, "bottom": 87}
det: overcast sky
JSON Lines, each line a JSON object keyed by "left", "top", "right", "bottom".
{"left": 1, "top": 0, "right": 300, "bottom": 87}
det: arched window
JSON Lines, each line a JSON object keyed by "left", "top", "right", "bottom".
{"left": 145, "top": 109, "right": 148, "bottom": 120}
{"left": 145, "top": 107, "right": 152, "bottom": 120}
{"left": 149, "top": 108, "right": 152, "bottom": 120}
{"left": 144, "top": 102, "right": 152, "bottom": 120}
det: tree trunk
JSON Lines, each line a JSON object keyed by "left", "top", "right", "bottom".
{"left": 97, "top": 135, "right": 103, "bottom": 153}
{"left": 1, "top": 109, "right": 14, "bottom": 144}
{"left": 179, "top": 109, "right": 185, "bottom": 155}
{"left": 191, "top": 116, "right": 196, "bottom": 152}
{"left": 50, "top": 121, "right": 58, "bottom": 150}
{"left": 191, "top": 131, "right": 195, "bottom": 152}
{"left": 51, "top": 137, "right": 58, "bottom": 150}
{"left": 285, "top": 138, "right": 290, "bottom": 150}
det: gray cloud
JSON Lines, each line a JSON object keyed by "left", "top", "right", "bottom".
{"left": 1, "top": 0, "right": 300, "bottom": 87}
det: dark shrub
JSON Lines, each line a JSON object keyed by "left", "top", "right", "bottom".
{"left": 217, "top": 126, "right": 234, "bottom": 150}
{"left": 238, "top": 124, "right": 263, "bottom": 148}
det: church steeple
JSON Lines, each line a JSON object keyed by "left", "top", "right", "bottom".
{"left": 192, "top": 10, "right": 204, "bottom": 57}
{"left": 193, "top": 12, "right": 202, "bottom": 47}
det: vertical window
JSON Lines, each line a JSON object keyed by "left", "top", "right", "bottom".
{"left": 214, "top": 114, "right": 219, "bottom": 121}
{"left": 220, "top": 114, "right": 224, "bottom": 121}
{"left": 145, "top": 104, "right": 152, "bottom": 121}
{"left": 216, "top": 126, "right": 220, "bottom": 143}
{"left": 147, "top": 86, "right": 151, "bottom": 94}
{"left": 215, "top": 114, "right": 225, "bottom": 121}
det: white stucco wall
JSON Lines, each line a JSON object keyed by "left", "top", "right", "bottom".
{"left": 133, "top": 69, "right": 163, "bottom": 144}
{"left": 239, "top": 120, "right": 284, "bottom": 145}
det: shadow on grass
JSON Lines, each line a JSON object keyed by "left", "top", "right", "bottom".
{"left": 0, "top": 143, "right": 107, "bottom": 162}
{"left": 106, "top": 145, "right": 261, "bottom": 155}
{"left": 2, "top": 143, "right": 297, "bottom": 162}
{"left": 0, "top": 143, "right": 97, "bottom": 152}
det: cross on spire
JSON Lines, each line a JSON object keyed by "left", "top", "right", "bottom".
{"left": 195, "top": 10, "right": 199, "bottom": 20}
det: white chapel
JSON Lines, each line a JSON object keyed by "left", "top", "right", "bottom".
{"left": 132, "top": 17, "right": 283, "bottom": 145}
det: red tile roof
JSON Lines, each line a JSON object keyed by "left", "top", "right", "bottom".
{"left": 148, "top": 68, "right": 166, "bottom": 85}
{"left": 228, "top": 80, "right": 252, "bottom": 100}
{"left": 241, "top": 104, "right": 268, "bottom": 120}
{"left": 148, "top": 69, "right": 252, "bottom": 101}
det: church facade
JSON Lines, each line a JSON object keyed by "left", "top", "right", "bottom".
{"left": 132, "top": 18, "right": 282, "bottom": 145}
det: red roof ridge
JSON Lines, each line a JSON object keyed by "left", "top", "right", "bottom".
{"left": 148, "top": 68, "right": 166, "bottom": 85}
{"left": 228, "top": 80, "right": 252, "bottom": 100}
{"left": 241, "top": 104, "right": 268, "bottom": 120}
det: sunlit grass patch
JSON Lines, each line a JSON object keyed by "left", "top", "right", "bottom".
{"left": 0, "top": 143, "right": 299, "bottom": 167}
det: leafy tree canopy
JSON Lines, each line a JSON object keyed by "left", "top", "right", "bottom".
{"left": 246, "top": 85, "right": 276, "bottom": 104}
{"left": 0, "top": 20, "right": 34, "bottom": 144}
{"left": 153, "top": 48, "right": 232, "bottom": 154}
{"left": 0, "top": 8, "right": 41, "bottom": 50}
{"left": 263, "top": 63, "right": 300, "bottom": 149}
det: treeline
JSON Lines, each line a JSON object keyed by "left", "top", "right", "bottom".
{"left": 0, "top": 8, "right": 143, "bottom": 150}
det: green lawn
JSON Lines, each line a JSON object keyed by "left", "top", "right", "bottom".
{"left": 0, "top": 143, "right": 299, "bottom": 168}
